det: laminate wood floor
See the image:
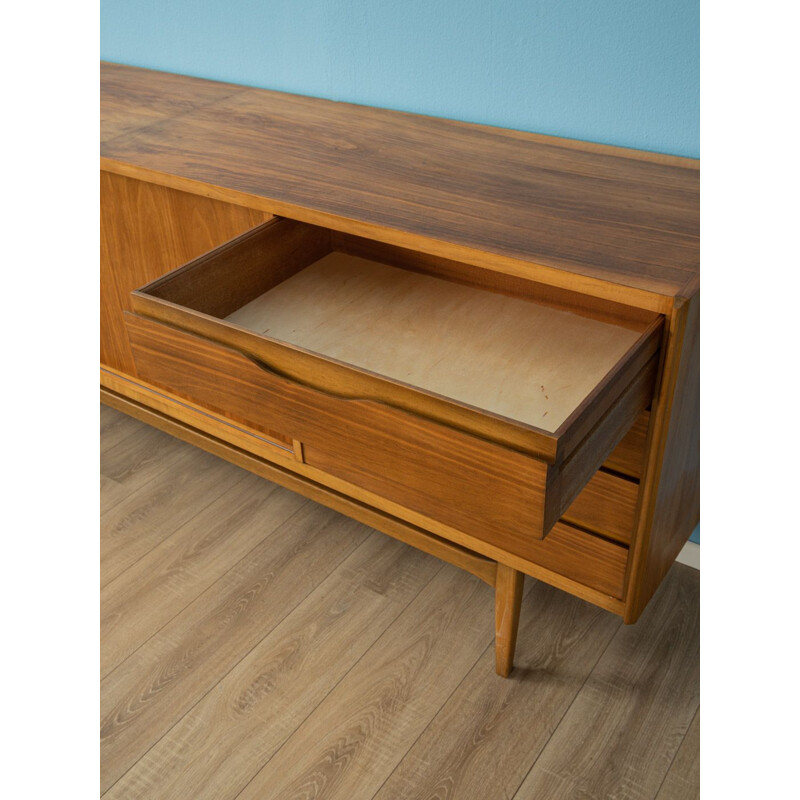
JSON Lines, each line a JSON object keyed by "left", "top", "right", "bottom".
{"left": 100, "top": 404, "right": 700, "bottom": 800}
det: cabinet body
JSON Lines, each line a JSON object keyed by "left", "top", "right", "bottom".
{"left": 100, "top": 63, "right": 699, "bottom": 672}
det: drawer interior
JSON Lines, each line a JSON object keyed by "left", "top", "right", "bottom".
{"left": 223, "top": 251, "right": 644, "bottom": 434}
{"left": 130, "top": 217, "right": 661, "bottom": 542}
{"left": 134, "top": 218, "right": 660, "bottom": 458}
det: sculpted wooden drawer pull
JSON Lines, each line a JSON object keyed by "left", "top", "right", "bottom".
{"left": 243, "top": 351, "right": 413, "bottom": 412}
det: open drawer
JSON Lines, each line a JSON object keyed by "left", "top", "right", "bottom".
{"left": 126, "top": 217, "right": 661, "bottom": 556}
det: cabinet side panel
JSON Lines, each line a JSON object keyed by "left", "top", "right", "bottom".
{"left": 100, "top": 170, "right": 271, "bottom": 374}
{"left": 625, "top": 290, "right": 699, "bottom": 622}
{"left": 100, "top": 215, "right": 131, "bottom": 371}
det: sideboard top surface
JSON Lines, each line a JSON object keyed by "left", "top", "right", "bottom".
{"left": 100, "top": 62, "right": 699, "bottom": 307}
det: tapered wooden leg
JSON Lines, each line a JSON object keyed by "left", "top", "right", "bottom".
{"left": 495, "top": 563, "right": 524, "bottom": 677}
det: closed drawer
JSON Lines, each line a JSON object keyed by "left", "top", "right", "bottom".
{"left": 127, "top": 217, "right": 661, "bottom": 551}
{"left": 604, "top": 410, "right": 649, "bottom": 479}
{"left": 562, "top": 469, "right": 639, "bottom": 545}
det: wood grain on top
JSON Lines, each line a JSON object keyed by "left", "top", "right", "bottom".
{"left": 100, "top": 63, "right": 699, "bottom": 307}
{"left": 101, "top": 62, "right": 249, "bottom": 143}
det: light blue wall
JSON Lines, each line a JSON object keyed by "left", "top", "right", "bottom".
{"left": 100, "top": 0, "right": 698, "bottom": 158}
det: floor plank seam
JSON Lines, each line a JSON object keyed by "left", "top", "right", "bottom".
{"left": 99, "top": 467, "right": 251, "bottom": 598}
{"left": 100, "top": 405, "right": 151, "bottom": 448}
{"left": 100, "top": 409, "right": 699, "bottom": 800}
{"left": 100, "top": 461, "right": 250, "bottom": 590}
{"left": 100, "top": 422, "right": 142, "bottom": 457}
{"left": 99, "top": 491, "right": 311, "bottom": 681}
{"left": 367, "top": 576, "right": 541, "bottom": 799}
{"left": 369, "top": 635, "right": 497, "bottom": 800}
{"left": 510, "top": 568, "right": 700, "bottom": 799}
{"left": 230, "top": 559, "right": 448, "bottom": 800}
{"left": 510, "top": 613, "right": 624, "bottom": 800}
{"left": 99, "top": 441, "right": 201, "bottom": 520}
{"left": 103, "top": 530, "right": 433, "bottom": 798}
{"left": 651, "top": 706, "right": 699, "bottom": 799}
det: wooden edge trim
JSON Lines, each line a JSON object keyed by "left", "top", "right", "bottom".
{"left": 678, "top": 272, "right": 701, "bottom": 301}
{"left": 622, "top": 297, "right": 691, "bottom": 622}
{"left": 101, "top": 380, "right": 625, "bottom": 616}
{"left": 99, "top": 159, "right": 676, "bottom": 315}
{"left": 100, "top": 384, "right": 498, "bottom": 588}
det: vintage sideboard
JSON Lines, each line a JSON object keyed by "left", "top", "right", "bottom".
{"left": 100, "top": 62, "right": 699, "bottom": 677}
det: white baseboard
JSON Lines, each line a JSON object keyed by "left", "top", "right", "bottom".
{"left": 675, "top": 541, "right": 700, "bottom": 570}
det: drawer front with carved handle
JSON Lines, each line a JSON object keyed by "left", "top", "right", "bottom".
{"left": 126, "top": 312, "right": 550, "bottom": 562}
{"left": 127, "top": 216, "right": 660, "bottom": 548}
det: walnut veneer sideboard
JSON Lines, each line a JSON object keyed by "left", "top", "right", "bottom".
{"left": 100, "top": 62, "right": 699, "bottom": 677}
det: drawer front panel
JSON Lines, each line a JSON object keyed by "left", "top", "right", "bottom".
{"left": 532, "top": 522, "right": 627, "bottom": 598}
{"left": 100, "top": 365, "right": 299, "bottom": 465}
{"left": 126, "top": 313, "right": 550, "bottom": 560}
{"left": 603, "top": 410, "right": 649, "bottom": 479}
{"left": 561, "top": 470, "right": 639, "bottom": 545}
